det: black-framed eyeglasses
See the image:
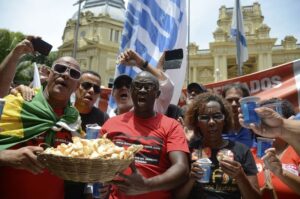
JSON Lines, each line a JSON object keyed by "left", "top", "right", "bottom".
{"left": 52, "top": 64, "right": 81, "bottom": 80}
{"left": 132, "top": 82, "right": 156, "bottom": 91}
{"left": 197, "top": 113, "right": 225, "bottom": 122}
{"left": 81, "top": 82, "right": 101, "bottom": 94}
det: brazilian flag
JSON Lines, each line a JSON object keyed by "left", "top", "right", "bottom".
{"left": 0, "top": 89, "right": 81, "bottom": 150}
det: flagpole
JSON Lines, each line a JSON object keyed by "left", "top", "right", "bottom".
{"left": 187, "top": 0, "right": 190, "bottom": 85}
{"left": 72, "top": 0, "right": 85, "bottom": 59}
{"left": 235, "top": 0, "right": 243, "bottom": 76}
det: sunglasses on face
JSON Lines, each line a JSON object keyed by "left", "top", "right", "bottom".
{"left": 81, "top": 82, "right": 101, "bottom": 94}
{"left": 132, "top": 82, "right": 156, "bottom": 91}
{"left": 52, "top": 64, "right": 81, "bottom": 80}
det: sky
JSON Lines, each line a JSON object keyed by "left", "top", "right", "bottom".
{"left": 0, "top": 0, "right": 299, "bottom": 50}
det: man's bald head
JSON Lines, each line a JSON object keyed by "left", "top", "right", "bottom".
{"left": 53, "top": 56, "right": 80, "bottom": 71}
{"left": 134, "top": 71, "right": 159, "bottom": 89}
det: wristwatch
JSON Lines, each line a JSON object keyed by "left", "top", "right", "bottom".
{"left": 141, "top": 61, "right": 148, "bottom": 70}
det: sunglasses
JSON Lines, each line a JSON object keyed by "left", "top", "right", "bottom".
{"left": 132, "top": 82, "right": 156, "bottom": 91}
{"left": 52, "top": 64, "right": 81, "bottom": 80}
{"left": 81, "top": 82, "right": 101, "bottom": 94}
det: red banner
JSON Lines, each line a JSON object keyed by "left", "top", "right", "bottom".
{"left": 99, "top": 59, "right": 300, "bottom": 112}
{"left": 205, "top": 59, "right": 300, "bottom": 109}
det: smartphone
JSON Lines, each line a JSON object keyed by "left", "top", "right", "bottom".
{"left": 31, "top": 38, "right": 53, "bottom": 56}
{"left": 163, "top": 48, "right": 183, "bottom": 70}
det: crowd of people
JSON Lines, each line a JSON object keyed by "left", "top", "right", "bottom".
{"left": 0, "top": 37, "right": 299, "bottom": 199}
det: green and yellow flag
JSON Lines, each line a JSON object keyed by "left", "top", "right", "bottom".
{"left": 0, "top": 89, "right": 81, "bottom": 150}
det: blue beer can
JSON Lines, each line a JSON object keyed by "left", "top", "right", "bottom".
{"left": 93, "top": 182, "right": 103, "bottom": 198}
{"left": 86, "top": 124, "right": 101, "bottom": 139}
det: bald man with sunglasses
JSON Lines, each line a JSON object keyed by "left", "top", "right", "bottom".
{"left": 101, "top": 71, "right": 189, "bottom": 199}
{"left": 3, "top": 65, "right": 109, "bottom": 198}
{"left": 0, "top": 44, "right": 83, "bottom": 199}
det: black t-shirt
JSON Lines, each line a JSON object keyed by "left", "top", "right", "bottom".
{"left": 188, "top": 140, "right": 258, "bottom": 199}
{"left": 165, "top": 104, "right": 184, "bottom": 120}
{"left": 80, "top": 106, "right": 109, "bottom": 132}
{"left": 64, "top": 106, "right": 109, "bottom": 199}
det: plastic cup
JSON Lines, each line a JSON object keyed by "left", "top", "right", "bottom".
{"left": 257, "top": 137, "right": 274, "bottom": 158}
{"left": 85, "top": 124, "right": 101, "bottom": 139}
{"left": 217, "top": 149, "right": 234, "bottom": 162}
{"left": 261, "top": 102, "right": 282, "bottom": 116}
{"left": 240, "top": 96, "right": 261, "bottom": 125}
{"left": 0, "top": 98, "right": 5, "bottom": 120}
{"left": 197, "top": 158, "right": 212, "bottom": 183}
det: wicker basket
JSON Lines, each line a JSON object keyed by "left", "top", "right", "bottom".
{"left": 37, "top": 153, "right": 133, "bottom": 183}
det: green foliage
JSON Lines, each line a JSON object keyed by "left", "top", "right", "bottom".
{"left": 45, "top": 51, "right": 58, "bottom": 67}
{"left": 14, "top": 61, "right": 34, "bottom": 86}
{"left": 0, "top": 29, "right": 58, "bottom": 85}
{"left": 0, "top": 29, "right": 24, "bottom": 62}
{"left": 0, "top": 30, "right": 11, "bottom": 61}
{"left": 9, "top": 31, "right": 24, "bottom": 51}
{"left": 18, "top": 51, "right": 58, "bottom": 67}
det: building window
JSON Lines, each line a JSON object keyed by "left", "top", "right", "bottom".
{"left": 110, "top": 29, "right": 120, "bottom": 42}
{"left": 110, "top": 28, "right": 114, "bottom": 41}
{"left": 114, "top": 30, "right": 119, "bottom": 42}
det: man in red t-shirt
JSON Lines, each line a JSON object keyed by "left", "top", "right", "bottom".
{"left": 0, "top": 39, "right": 82, "bottom": 199}
{"left": 101, "top": 71, "right": 190, "bottom": 199}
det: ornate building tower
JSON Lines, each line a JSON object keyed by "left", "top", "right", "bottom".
{"left": 58, "top": 0, "right": 125, "bottom": 87}
{"left": 189, "top": 2, "right": 300, "bottom": 84}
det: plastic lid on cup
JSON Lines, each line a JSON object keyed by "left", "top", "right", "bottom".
{"left": 0, "top": 98, "right": 5, "bottom": 103}
{"left": 239, "top": 96, "right": 260, "bottom": 103}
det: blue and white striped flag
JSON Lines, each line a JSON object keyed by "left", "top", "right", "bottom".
{"left": 231, "top": 0, "right": 248, "bottom": 64}
{"left": 108, "top": 0, "right": 187, "bottom": 112}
